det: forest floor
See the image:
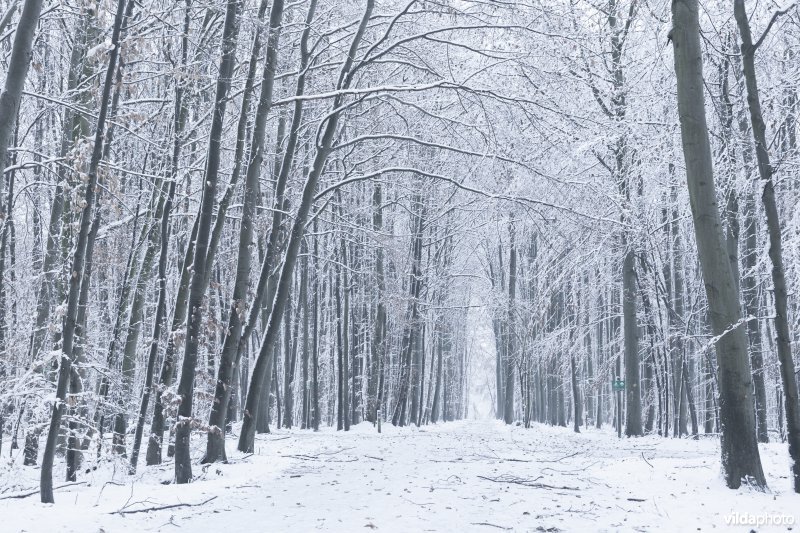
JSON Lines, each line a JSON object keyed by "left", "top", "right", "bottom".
{"left": 0, "top": 419, "right": 797, "bottom": 532}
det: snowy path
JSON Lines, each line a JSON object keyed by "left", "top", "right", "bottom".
{"left": 2, "top": 420, "right": 797, "bottom": 532}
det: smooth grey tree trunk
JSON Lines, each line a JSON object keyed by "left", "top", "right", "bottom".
{"left": 740, "top": 144, "right": 769, "bottom": 443}
{"left": 204, "top": 0, "right": 285, "bottom": 464}
{"left": 335, "top": 247, "right": 345, "bottom": 431}
{"left": 283, "top": 278, "right": 302, "bottom": 429}
{"left": 671, "top": 0, "right": 766, "bottom": 489}
{"left": 604, "top": 0, "right": 642, "bottom": 437}
{"left": 596, "top": 289, "right": 604, "bottom": 429}
{"left": 300, "top": 247, "right": 310, "bottom": 428}
{"left": 503, "top": 222, "right": 516, "bottom": 424}
{"left": 3, "top": 2, "right": 45, "bottom": 435}
{"left": 392, "top": 194, "right": 426, "bottom": 427}
{"left": 366, "top": 182, "right": 386, "bottom": 424}
{"left": 337, "top": 221, "right": 351, "bottom": 430}
{"left": 733, "top": 0, "right": 800, "bottom": 491}
{"left": 0, "top": 0, "right": 43, "bottom": 193}
{"left": 312, "top": 218, "right": 321, "bottom": 431}
{"left": 173, "top": 0, "right": 241, "bottom": 485}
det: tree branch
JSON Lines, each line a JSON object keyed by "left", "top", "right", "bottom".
{"left": 753, "top": 3, "right": 797, "bottom": 51}
{"left": 113, "top": 495, "right": 218, "bottom": 515}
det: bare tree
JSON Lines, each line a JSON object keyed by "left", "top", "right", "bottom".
{"left": 733, "top": 0, "right": 800, "bottom": 492}
{"left": 40, "top": 0, "right": 129, "bottom": 503}
{"left": 173, "top": 0, "right": 242, "bottom": 485}
{"left": 671, "top": 0, "right": 765, "bottom": 489}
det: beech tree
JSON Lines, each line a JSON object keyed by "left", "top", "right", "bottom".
{"left": 671, "top": 0, "right": 765, "bottom": 489}
{"left": 173, "top": 0, "right": 241, "bottom": 484}
{"left": 733, "top": 0, "right": 800, "bottom": 491}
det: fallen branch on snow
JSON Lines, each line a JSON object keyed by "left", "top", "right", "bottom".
{"left": 471, "top": 522, "right": 512, "bottom": 530}
{"left": 112, "top": 495, "right": 218, "bottom": 515}
{"left": 282, "top": 454, "right": 358, "bottom": 463}
{"left": 0, "top": 481, "right": 87, "bottom": 500}
{"left": 477, "top": 475, "right": 579, "bottom": 491}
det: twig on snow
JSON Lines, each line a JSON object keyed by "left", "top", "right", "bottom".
{"left": 471, "top": 522, "right": 512, "bottom": 530}
{"left": 95, "top": 481, "right": 126, "bottom": 506}
{"left": 540, "top": 451, "right": 581, "bottom": 463}
{"left": 641, "top": 452, "right": 654, "bottom": 469}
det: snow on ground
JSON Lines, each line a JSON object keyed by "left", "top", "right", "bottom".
{"left": 1, "top": 420, "right": 797, "bottom": 532}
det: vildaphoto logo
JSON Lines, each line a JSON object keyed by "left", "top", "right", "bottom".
{"left": 724, "top": 512, "right": 796, "bottom": 526}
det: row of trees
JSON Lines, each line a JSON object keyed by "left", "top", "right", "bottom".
{"left": 0, "top": 0, "right": 797, "bottom": 503}
{"left": 484, "top": 0, "right": 800, "bottom": 492}
{"left": 0, "top": 0, "right": 498, "bottom": 502}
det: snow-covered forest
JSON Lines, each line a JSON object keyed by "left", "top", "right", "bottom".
{"left": 0, "top": 0, "right": 799, "bottom": 530}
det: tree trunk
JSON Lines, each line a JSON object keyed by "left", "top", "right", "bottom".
{"left": 238, "top": 0, "right": 374, "bottom": 451}
{"left": 504, "top": 222, "right": 516, "bottom": 424}
{"left": 300, "top": 247, "right": 310, "bottom": 429}
{"left": 671, "top": 0, "right": 766, "bottom": 489}
{"left": 0, "top": 0, "right": 44, "bottom": 199}
{"left": 733, "top": 0, "right": 800, "bottom": 491}
{"left": 312, "top": 218, "right": 321, "bottom": 431}
{"left": 392, "top": 194, "right": 425, "bottom": 427}
{"left": 129, "top": 4, "right": 190, "bottom": 472}
{"left": 596, "top": 289, "right": 604, "bottom": 429}
{"left": 622, "top": 237, "right": 641, "bottom": 436}
{"left": 366, "top": 183, "right": 386, "bottom": 424}
{"left": 682, "top": 354, "right": 699, "bottom": 439}
{"left": 340, "top": 230, "right": 350, "bottom": 431}
{"left": 173, "top": 0, "right": 241, "bottom": 485}
{"left": 336, "top": 254, "right": 345, "bottom": 431}
{"left": 431, "top": 320, "right": 444, "bottom": 423}
{"left": 40, "top": 0, "right": 127, "bottom": 503}
{"left": 283, "top": 281, "right": 301, "bottom": 429}
{"left": 204, "top": 0, "right": 284, "bottom": 464}
{"left": 571, "top": 351, "right": 581, "bottom": 433}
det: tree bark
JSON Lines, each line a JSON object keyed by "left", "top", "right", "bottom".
{"left": 204, "top": 0, "right": 285, "bottom": 464}
{"left": 392, "top": 194, "right": 425, "bottom": 427}
{"left": 671, "top": 0, "right": 766, "bottom": 489}
{"left": 300, "top": 246, "right": 310, "bottom": 429}
{"left": 504, "top": 222, "right": 516, "bottom": 424}
{"left": 733, "top": 0, "right": 800, "bottom": 491}
{"left": 129, "top": 3, "right": 190, "bottom": 473}
{"left": 238, "top": 0, "right": 374, "bottom": 451}
{"left": 340, "top": 228, "right": 350, "bottom": 430}
{"left": 40, "top": 0, "right": 127, "bottom": 503}
{"left": 366, "top": 182, "right": 386, "bottom": 424}
{"left": 173, "top": 0, "right": 241, "bottom": 485}
{"left": 0, "top": 0, "right": 44, "bottom": 194}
